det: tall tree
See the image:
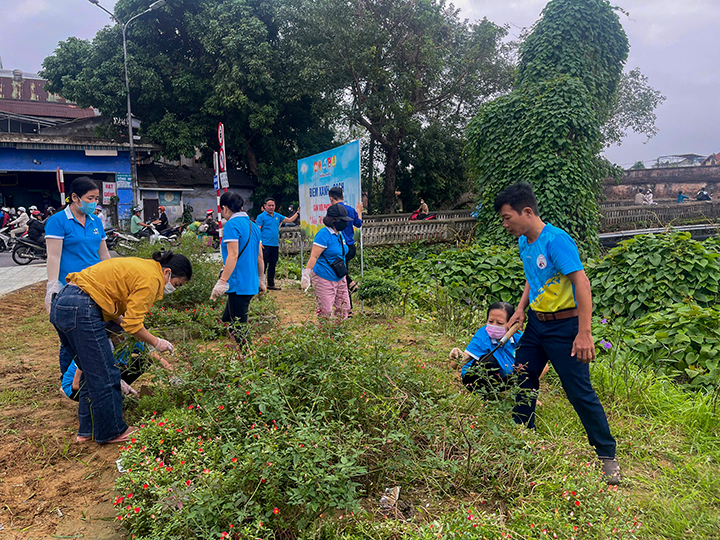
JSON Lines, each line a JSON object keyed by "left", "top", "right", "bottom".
{"left": 41, "top": 0, "right": 334, "bottom": 206}
{"left": 467, "top": 0, "right": 630, "bottom": 254}
{"left": 286, "top": 0, "right": 512, "bottom": 212}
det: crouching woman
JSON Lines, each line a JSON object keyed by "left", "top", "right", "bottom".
{"left": 50, "top": 251, "right": 192, "bottom": 444}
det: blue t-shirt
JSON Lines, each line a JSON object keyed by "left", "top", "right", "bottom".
{"left": 45, "top": 206, "right": 106, "bottom": 283}
{"left": 256, "top": 211, "right": 286, "bottom": 247}
{"left": 221, "top": 212, "right": 261, "bottom": 295}
{"left": 312, "top": 227, "right": 347, "bottom": 282}
{"left": 339, "top": 202, "right": 362, "bottom": 246}
{"left": 462, "top": 325, "right": 522, "bottom": 378}
{"left": 519, "top": 223, "right": 584, "bottom": 313}
{"left": 61, "top": 341, "right": 147, "bottom": 399}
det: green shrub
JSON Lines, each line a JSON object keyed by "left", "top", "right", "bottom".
{"left": 588, "top": 232, "right": 720, "bottom": 319}
{"left": 356, "top": 273, "right": 400, "bottom": 313}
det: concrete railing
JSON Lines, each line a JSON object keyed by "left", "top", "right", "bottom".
{"left": 363, "top": 209, "right": 473, "bottom": 223}
{"left": 278, "top": 217, "right": 477, "bottom": 254}
{"left": 600, "top": 201, "right": 720, "bottom": 229}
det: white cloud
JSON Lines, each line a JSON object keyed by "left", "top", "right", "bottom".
{"left": 7, "top": 0, "right": 51, "bottom": 23}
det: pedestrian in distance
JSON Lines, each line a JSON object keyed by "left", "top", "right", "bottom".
{"left": 676, "top": 190, "right": 690, "bottom": 204}
{"left": 210, "top": 192, "right": 266, "bottom": 345}
{"left": 494, "top": 181, "right": 620, "bottom": 485}
{"left": 256, "top": 197, "right": 299, "bottom": 290}
{"left": 45, "top": 177, "right": 111, "bottom": 381}
{"left": 328, "top": 186, "right": 363, "bottom": 297}
{"left": 49, "top": 250, "right": 192, "bottom": 444}
{"left": 301, "top": 203, "right": 353, "bottom": 321}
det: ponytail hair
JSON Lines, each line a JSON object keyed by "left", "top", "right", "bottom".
{"left": 152, "top": 250, "right": 193, "bottom": 280}
{"left": 220, "top": 191, "right": 244, "bottom": 213}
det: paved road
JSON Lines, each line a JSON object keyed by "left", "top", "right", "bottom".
{"left": 0, "top": 251, "right": 46, "bottom": 268}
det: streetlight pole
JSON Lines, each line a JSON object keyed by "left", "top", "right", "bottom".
{"left": 87, "top": 0, "right": 166, "bottom": 207}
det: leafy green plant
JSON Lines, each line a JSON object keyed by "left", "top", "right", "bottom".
{"left": 588, "top": 232, "right": 720, "bottom": 319}
{"left": 356, "top": 273, "right": 399, "bottom": 316}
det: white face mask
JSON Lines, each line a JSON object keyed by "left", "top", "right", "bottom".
{"left": 164, "top": 281, "right": 176, "bottom": 294}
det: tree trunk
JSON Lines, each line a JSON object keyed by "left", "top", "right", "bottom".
{"left": 246, "top": 143, "right": 259, "bottom": 178}
{"left": 382, "top": 143, "right": 399, "bottom": 214}
{"left": 367, "top": 134, "right": 375, "bottom": 213}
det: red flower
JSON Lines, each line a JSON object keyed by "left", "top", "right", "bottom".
{"left": 231, "top": 458, "right": 238, "bottom": 463}
{"left": 134, "top": 507, "right": 140, "bottom": 513}
{"left": 142, "top": 484, "right": 149, "bottom": 489}
{"left": 575, "top": 500, "right": 581, "bottom": 506}
{"left": 273, "top": 507, "right": 279, "bottom": 514}
{"left": 186, "top": 480, "right": 192, "bottom": 486}
{"left": 219, "top": 405, "right": 224, "bottom": 410}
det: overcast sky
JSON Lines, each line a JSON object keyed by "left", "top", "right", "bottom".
{"left": 1, "top": 0, "right": 718, "bottom": 168}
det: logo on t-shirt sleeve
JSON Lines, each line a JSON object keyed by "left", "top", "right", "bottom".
{"left": 536, "top": 254, "right": 547, "bottom": 269}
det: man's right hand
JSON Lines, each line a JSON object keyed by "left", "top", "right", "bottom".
{"left": 508, "top": 308, "right": 525, "bottom": 331}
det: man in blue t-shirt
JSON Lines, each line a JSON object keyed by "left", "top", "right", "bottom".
{"left": 255, "top": 197, "right": 299, "bottom": 290}
{"left": 494, "top": 181, "right": 620, "bottom": 485}
{"left": 328, "top": 187, "right": 363, "bottom": 298}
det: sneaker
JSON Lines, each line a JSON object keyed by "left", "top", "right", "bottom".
{"left": 600, "top": 457, "right": 621, "bottom": 485}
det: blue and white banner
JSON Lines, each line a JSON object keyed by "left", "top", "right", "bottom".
{"left": 297, "top": 140, "right": 361, "bottom": 242}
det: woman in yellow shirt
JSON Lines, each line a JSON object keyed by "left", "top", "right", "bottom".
{"left": 49, "top": 251, "right": 192, "bottom": 444}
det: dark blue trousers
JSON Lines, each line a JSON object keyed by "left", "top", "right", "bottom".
{"left": 513, "top": 310, "right": 616, "bottom": 458}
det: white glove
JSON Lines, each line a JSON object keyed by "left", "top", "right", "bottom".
{"left": 210, "top": 279, "right": 229, "bottom": 300}
{"left": 155, "top": 338, "right": 175, "bottom": 354}
{"left": 120, "top": 379, "right": 138, "bottom": 396}
{"left": 45, "top": 280, "right": 62, "bottom": 314}
{"left": 259, "top": 274, "right": 267, "bottom": 295}
{"left": 301, "top": 268, "right": 311, "bottom": 291}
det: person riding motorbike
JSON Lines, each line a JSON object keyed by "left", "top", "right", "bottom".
{"left": 157, "top": 206, "right": 169, "bottom": 233}
{"left": 27, "top": 210, "right": 46, "bottom": 243}
{"left": 130, "top": 206, "right": 159, "bottom": 239}
{"left": 9, "top": 207, "right": 29, "bottom": 238}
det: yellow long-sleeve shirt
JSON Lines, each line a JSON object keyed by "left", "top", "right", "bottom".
{"left": 67, "top": 257, "right": 165, "bottom": 334}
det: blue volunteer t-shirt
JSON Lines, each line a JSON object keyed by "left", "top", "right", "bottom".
{"left": 339, "top": 202, "right": 362, "bottom": 246}
{"left": 61, "top": 341, "right": 147, "bottom": 399}
{"left": 462, "top": 325, "right": 521, "bottom": 378}
{"left": 44, "top": 206, "right": 106, "bottom": 283}
{"left": 519, "top": 223, "right": 584, "bottom": 313}
{"left": 256, "top": 211, "right": 286, "bottom": 247}
{"left": 222, "top": 212, "right": 261, "bottom": 295}
{"left": 312, "top": 226, "right": 347, "bottom": 282}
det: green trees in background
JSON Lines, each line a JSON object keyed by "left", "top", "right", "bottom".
{"left": 467, "top": 0, "right": 630, "bottom": 253}
{"left": 41, "top": 0, "right": 334, "bottom": 207}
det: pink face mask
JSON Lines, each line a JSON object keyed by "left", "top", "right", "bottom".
{"left": 486, "top": 324, "right": 506, "bottom": 340}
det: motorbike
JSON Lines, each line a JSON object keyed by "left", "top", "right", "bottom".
{"left": 104, "top": 227, "right": 119, "bottom": 251}
{"left": 0, "top": 225, "right": 11, "bottom": 252}
{"left": 12, "top": 237, "right": 47, "bottom": 265}
{"left": 112, "top": 225, "right": 172, "bottom": 255}
{"left": 160, "top": 224, "right": 184, "bottom": 244}
{"left": 410, "top": 211, "right": 438, "bottom": 221}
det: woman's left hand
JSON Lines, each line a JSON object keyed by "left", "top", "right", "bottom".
{"left": 210, "top": 279, "right": 229, "bottom": 300}
{"left": 258, "top": 274, "right": 267, "bottom": 296}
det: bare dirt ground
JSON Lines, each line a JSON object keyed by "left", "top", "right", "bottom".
{"left": 0, "top": 279, "right": 315, "bottom": 539}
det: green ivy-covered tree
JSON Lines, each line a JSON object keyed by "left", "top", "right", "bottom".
{"left": 466, "top": 0, "right": 630, "bottom": 253}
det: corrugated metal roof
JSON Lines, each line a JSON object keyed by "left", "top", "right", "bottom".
{"left": 0, "top": 100, "right": 95, "bottom": 119}
{"left": 138, "top": 163, "right": 257, "bottom": 189}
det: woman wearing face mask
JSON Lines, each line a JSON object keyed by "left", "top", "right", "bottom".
{"left": 44, "top": 177, "right": 110, "bottom": 379}
{"left": 210, "top": 192, "right": 265, "bottom": 344}
{"left": 49, "top": 250, "right": 192, "bottom": 444}
{"left": 301, "top": 203, "right": 353, "bottom": 320}
{"left": 448, "top": 302, "right": 523, "bottom": 394}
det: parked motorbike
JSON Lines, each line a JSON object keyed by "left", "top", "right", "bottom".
{"left": 112, "top": 225, "right": 171, "bottom": 255}
{"left": 12, "top": 237, "right": 47, "bottom": 265}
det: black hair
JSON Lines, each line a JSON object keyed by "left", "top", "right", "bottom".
{"left": 69, "top": 177, "right": 99, "bottom": 201}
{"left": 493, "top": 182, "right": 539, "bottom": 216}
{"left": 322, "top": 215, "right": 336, "bottom": 228}
{"left": 487, "top": 301, "right": 514, "bottom": 321}
{"left": 152, "top": 251, "right": 193, "bottom": 280}
{"left": 220, "top": 191, "right": 244, "bottom": 213}
{"left": 264, "top": 197, "right": 276, "bottom": 205}
{"left": 328, "top": 186, "right": 344, "bottom": 200}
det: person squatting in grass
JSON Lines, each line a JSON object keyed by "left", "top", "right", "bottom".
{"left": 210, "top": 192, "right": 265, "bottom": 345}
{"left": 494, "top": 181, "right": 621, "bottom": 484}
{"left": 61, "top": 321, "right": 174, "bottom": 401}
{"left": 49, "top": 251, "right": 192, "bottom": 444}
{"left": 328, "top": 186, "right": 363, "bottom": 302}
{"left": 449, "top": 302, "right": 523, "bottom": 393}
{"left": 301, "top": 203, "right": 353, "bottom": 321}
{"left": 44, "top": 177, "right": 111, "bottom": 382}
{"left": 256, "top": 197, "right": 299, "bottom": 290}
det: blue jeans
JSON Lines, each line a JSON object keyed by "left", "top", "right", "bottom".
{"left": 513, "top": 310, "right": 616, "bottom": 458}
{"left": 50, "top": 285, "right": 128, "bottom": 443}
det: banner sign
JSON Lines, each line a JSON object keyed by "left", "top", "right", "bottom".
{"left": 116, "top": 173, "right": 132, "bottom": 189}
{"left": 297, "top": 140, "right": 361, "bottom": 242}
{"left": 102, "top": 181, "right": 117, "bottom": 205}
